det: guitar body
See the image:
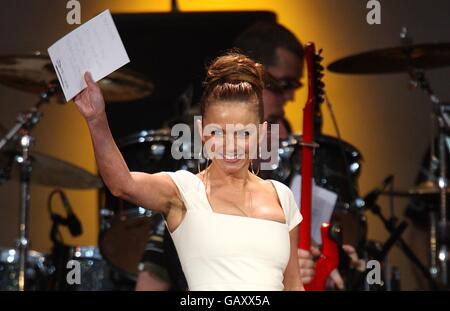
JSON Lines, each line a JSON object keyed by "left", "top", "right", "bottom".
{"left": 304, "top": 224, "right": 340, "bottom": 291}
{"left": 298, "top": 43, "right": 339, "bottom": 291}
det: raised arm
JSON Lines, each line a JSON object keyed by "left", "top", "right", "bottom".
{"left": 74, "top": 72, "right": 182, "bottom": 222}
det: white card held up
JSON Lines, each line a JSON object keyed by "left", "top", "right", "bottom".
{"left": 289, "top": 174, "right": 338, "bottom": 245}
{"left": 48, "top": 9, "right": 130, "bottom": 102}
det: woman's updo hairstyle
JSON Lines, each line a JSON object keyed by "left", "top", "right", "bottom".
{"left": 200, "top": 52, "right": 265, "bottom": 122}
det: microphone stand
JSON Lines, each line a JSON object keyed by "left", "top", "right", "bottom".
{"left": 365, "top": 201, "right": 439, "bottom": 290}
{"left": 352, "top": 220, "right": 407, "bottom": 290}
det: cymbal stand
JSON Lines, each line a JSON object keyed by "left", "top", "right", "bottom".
{"left": 0, "top": 86, "right": 58, "bottom": 291}
{"left": 401, "top": 27, "right": 449, "bottom": 286}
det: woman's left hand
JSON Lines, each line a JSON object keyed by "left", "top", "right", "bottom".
{"left": 327, "top": 244, "right": 366, "bottom": 290}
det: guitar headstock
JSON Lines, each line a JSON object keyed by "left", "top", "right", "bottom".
{"left": 304, "top": 42, "right": 325, "bottom": 134}
{"left": 304, "top": 42, "right": 325, "bottom": 106}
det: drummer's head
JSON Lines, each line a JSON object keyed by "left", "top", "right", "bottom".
{"left": 197, "top": 52, "right": 268, "bottom": 174}
{"left": 234, "top": 21, "right": 304, "bottom": 121}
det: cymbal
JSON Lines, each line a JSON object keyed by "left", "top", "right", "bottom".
{"left": 1, "top": 149, "right": 102, "bottom": 189}
{"left": 382, "top": 180, "right": 450, "bottom": 198}
{"left": 1, "top": 112, "right": 101, "bottom": 190}
{"left": 0, "top": 52, "right": 153, "bottom": 102}
{"left": 97, "top": 68, "right": 154, "bottom": 103}
{"left": 328, "top": 43, "right": 450, "bottom": 74}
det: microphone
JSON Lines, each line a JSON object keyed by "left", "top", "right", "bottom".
{"left": 59, "top": 191, "right": 83, "bottom": 237}
{"left": 363, "top": 175, "right": 394, "bottom": 207}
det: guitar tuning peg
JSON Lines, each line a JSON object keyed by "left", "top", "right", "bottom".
{"left": 315, "top": 54, "right": 323, "bottom": 62}
{"left": 316, "top": 95, "right": 324, "bottom": 104}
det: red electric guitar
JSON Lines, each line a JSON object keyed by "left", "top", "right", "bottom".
{"left": 298, "top": 43, "right": 340, "bottom": 291}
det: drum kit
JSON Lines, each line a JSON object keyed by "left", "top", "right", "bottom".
{"left": 326, "top": 28, "right": 450, "bottom": 289}
{"left": 0, "top": 52, "right": 154, "bottom": 290}
{"left": 1, "top": 26, "right": 450, "bottom": 290}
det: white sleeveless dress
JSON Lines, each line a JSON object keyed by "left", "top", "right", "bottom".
{"left": 163, "top": 170, "right": 302, "bottom": 291}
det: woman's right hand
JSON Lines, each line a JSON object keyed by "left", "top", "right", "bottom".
{"left": 298, "top": 246, "right": 321, "bottom": 284}
{"left": 74, "top": 72, "right": 105, "bottom": 122}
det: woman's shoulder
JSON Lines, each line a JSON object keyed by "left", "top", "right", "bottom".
{"left": 160, "top": 169, "right": 203, "bottom": 191}
{"left": 260, "top": 177, "right": 293, "bottom": 197}
{"left": 163, "top": 169, "right": 197, "bottom": 179}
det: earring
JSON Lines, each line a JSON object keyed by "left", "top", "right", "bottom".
{"left": 250, "top": 160, "right": 260, "bottom": 176}
{"left": 250, "top": 145, "right": 261, "bottom": 176}
{"left": 197, "top": 148, "right": 212, "bottom": 174}
{"left": 197, "top": 149, "right": 202, "bottom": 174}
{"left": 205, "top": 157, "right": 211, "bottom": 171}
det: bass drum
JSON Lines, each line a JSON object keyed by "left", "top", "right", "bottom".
{"left": 266, "top": 134, "right": 367, "bottom": 248}
{"left": 99, "top": 129, "right": 188, "bottom": 281}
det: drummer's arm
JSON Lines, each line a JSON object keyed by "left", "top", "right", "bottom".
{"left": 77, "top": 72, "right": 177, "bottom": 216}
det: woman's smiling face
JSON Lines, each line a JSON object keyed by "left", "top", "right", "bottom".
{"left": 199, "top": 100, "right": 267, "bottom": 175}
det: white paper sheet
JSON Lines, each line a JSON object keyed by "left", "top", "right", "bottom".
{"left": 48, "top": 9, "right": 130, "bottom": 101}
{"left": 290, "top": 174, "right": 338, "bottom": 245}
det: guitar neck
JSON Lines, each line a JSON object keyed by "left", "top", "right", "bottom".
{"left": 298, "top": 42, "right": 318, "bottom": 251}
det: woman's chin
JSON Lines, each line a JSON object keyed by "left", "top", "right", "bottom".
{"left": 216, "top": 159, "right": 247, "bottom": 173}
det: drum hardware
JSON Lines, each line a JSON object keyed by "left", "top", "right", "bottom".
{"left": 382, "top": 180, "right": 450, "bottom": 197}
{"left": 298, "top": 141, "right": 320, "bottom": 149}
{"left": 327, "top": 26, "right": 450, "bottom": 288}
{"left": 362, "top": 176, "right": 440, "bottom": 290}
{"left": 0, "top": 247, "right": 50, "bottom": 291}
{"left": 0, "top": 85, "right": 101, "bottom": 289}
{"left": 0, "top": 50, "right": 152, "bottom": 290}
{"left": 0, "top": 59, "right": 91, "bottom": 291}
{"left": 351, "top": 222, "right": 408, "bottom": 291}
{"left": 0, "top": 84, "right": 60, "bottom": 291}
{"left": 398, "top": 28, "right": 450, "bottom": 286}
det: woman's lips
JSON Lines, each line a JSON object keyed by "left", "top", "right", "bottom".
{"left": 223, "top": 157, "right": 240, "bottom": 163}
{"left": 217, "top": 153, "right": 243, "bottom": 163}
